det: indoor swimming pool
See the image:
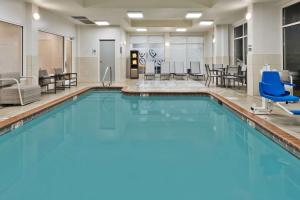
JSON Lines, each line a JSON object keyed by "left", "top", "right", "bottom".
{"left": 0, "top": 91, "right": 299, "bottom": 200}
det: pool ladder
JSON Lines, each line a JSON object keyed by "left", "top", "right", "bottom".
{"left": 102, "top": 66, "right": 112, "bottom": 87}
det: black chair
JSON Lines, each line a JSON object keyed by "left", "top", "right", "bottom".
{"left": 236, "top": 65, "right": 247, "bottom": 87}
{"left": 190, "top": 61, "right": 205, "bottom": 80}
{"left": 212, "top": 64, "right": 223, "bottom": 70}
{"left": 205, "top": 64, "right": 222, "bottom": 87}
{"left": 54, "top": 68, "right": 78, "bottom": 88}
{"left": 39, "top": 69, "right": 56, "bottom": 93}
{"left": 223, "top": 65, "right": 240, "bottom": 88}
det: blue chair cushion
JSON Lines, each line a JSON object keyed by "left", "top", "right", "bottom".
{"left": 291, "top": 110, "right": 300, "bottom": 115}
{"left": 261, "top": 82, "right": 285, "bottom": 96}
{"left": 261, "top": 92, "right": 299, "bottom": 102}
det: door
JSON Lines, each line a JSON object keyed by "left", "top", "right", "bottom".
{"left": 100, "top": 40, "right": 115, "bottom": 81}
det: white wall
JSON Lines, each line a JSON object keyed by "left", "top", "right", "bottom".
{"left": 0, "top": 0, "right": 77, "bottom": 78}
{"left": 38, "top": 8, "right": 77, "bottom": 73}
{"left": 249, "top": 4, "right": 281, "bottom": 55}
{"left": 0, "top": 0, "right": 26, "bottom": 26}
{"left": 77, "top": 26, "right": 127, "bottom": 82}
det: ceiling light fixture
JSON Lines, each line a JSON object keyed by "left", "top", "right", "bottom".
{"left": 136, "top": 28, "right": 147, "bottom": 32}
{"left": 165, "top": 42, "right": 170, "bottom": 47}
{"left": 199, "top": 21, "right": 214, "bottom": 26}
{"left": 176, "top": 28, "right": 187, "bottom": 32}
{"left": 245, "top": 12, "right": 252, "bottom": 21}
{"left": 127, "top": 12, "right": 144, "bottom": 19}
{"left": 33, "top": 12, "right": 40, "bottom": 20}
{"left": 186, "top": 12, "right": 202, "bottom": 19}
{"left": 95, "top": 21, "right": 110, "bottom": 26}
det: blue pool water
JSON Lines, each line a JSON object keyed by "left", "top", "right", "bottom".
{"left": 0, "top": 91, "right": 299, "bottom": 200}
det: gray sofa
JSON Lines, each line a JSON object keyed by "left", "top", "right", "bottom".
{"left": 0, "top": 72, "right": 41, "bottom": 105}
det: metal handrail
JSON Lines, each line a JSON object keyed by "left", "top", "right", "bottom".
{"left": 102, "top": 66, "right": 112, "bottom": 87}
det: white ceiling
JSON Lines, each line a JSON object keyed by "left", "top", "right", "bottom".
{"left": 24, "top": 0, "right": 280, "bottom": 33}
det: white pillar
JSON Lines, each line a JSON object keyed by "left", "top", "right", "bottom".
{"left": 247, "top": 2, "right": 282, "bottom": 96}
{"left": 204, "top": 29, "right": 214, "bottom": 65}
{"left": 164, "top": 33, "right": 171, "bottom": 61}
{"left": 25, "top": 3, "right": 39, "bottom": 84}
{"left": 214, "top": 24, "right": 230, "bottom": 65}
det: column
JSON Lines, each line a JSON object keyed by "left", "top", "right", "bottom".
{"left": 247, "top": 2, "right": 281, "bottom": 95}
{"left": 24, "top": 3, "right": 39, "bottom": 84}
{"left": 214, "top": 24, "right": 230, "bottom": 65}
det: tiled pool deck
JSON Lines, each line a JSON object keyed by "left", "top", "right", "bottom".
{"left": 0, "top": 79, "right": 300, "bottom": 157}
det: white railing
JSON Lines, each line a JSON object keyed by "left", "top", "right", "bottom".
{"left": 102, "top": 66, "right": 112, "bottom": 87}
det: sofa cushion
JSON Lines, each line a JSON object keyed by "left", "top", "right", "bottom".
{"left": 0, "top": 72, "right": 20, "bottom": 87}
{"left": 54, "top": 68, "right": 64, "bottom": 75}
{"left": 39, "top": 69, "right": 49, "bottom": 77}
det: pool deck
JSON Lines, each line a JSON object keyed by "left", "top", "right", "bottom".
{"left": 0, "top": 79, "right": 300, "bottom": 156}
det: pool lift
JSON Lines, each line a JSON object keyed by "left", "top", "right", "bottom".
{"left": 251, "top": 65, "right": 300, "bottom": 115}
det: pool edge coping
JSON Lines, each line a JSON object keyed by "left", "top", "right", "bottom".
{"left": 0, "top": 86, "right": 299, "bottom": 159}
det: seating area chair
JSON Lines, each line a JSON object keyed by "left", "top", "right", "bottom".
{"left": 236, "top": 64, "right": 247, "bottom": 87}
{"left": 174, "top": 61, "right": 186, "bottom": 80}
{"left": 212, "top": 64, "right": 223, "bottom": 70}
{"left": 223, "top": 65, "right": 240, "bottom": 88}
{"left": 190, "top": 61, "right": 205, "bottom": 80}
{"left": 51, "top": 68, "right": 66, "bottom": 91}
{"left": 144, "top": 62, "right": 155, "bottom": 80}
{"left": 39, "top": 69, "right": 56, "bottom": 93}
{"left": 0, "top": 72, "right": 41, "bottom": 106}
{"left": 54, "top": 68, "right": 78, "bottom": 88}
{"left": 205, "top": 64, "right": 222, "bottom": 87}
{"left": 251, "top": 71, "right": 300, "bottom": 115}
{"left": 160, "top": 61, "right": 171, "bottom": 80}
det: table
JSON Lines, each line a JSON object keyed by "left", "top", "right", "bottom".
{"left": 214, "top": 68, "right": 226, "bottom": 87}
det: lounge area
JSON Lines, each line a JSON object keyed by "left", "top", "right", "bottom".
{"left": 0, "top": 0, "right": 300, "bottom": 199}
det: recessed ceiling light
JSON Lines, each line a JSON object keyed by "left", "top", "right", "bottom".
{"left": 245, "top": 12, "right": 252, "bottom": 20}
{"left": 176, "top": 28, "right": 187, "bottom": 32}
{"left": 165, "top": 42, "right": 170, "bottom": 47}
{"left": 95, "top": 21, "right": 110, "bottom": 26}
{"left": 199, "top": 21, "right": 214, "bottom": 26}
{"left": 33, "top": 12, "right": 40, "bottom": 20}
{"left": 127, "top": 12, "right": 144, "bottom": 19}
{"left": 136, "top": 28, "right": 147, "bottom": 32}
{"left": 186, "top": 12, "right": 202, "bottom": 19}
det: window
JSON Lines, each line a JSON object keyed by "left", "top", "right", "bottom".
{"left": 0, "top": 21, "right": 23, "bottom": 74}
{"left": 38, "top": 31, "right": 64, "bottom": 74}
{"left": 283, "top": 2, "right": 300, "bottom": 95}
{"left": 234, "top": 23, "right": 248, "bottom": 65}
{"left": 130, "top": 35, "right": 165, "bottom": 73}
{"left": 234, "top": 25, "right": 243, "bottom": 38}
{"left": 283, "top": 1, "right": 300, "bottom": 25}
{"left": 283, "top": 25, "right": 300, "bottom": 71}
{"left": 170, "top": 36, "right": 204, "bottom": 73}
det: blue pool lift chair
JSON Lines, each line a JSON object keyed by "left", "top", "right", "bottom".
{"left": 251, "top": 71, "right": 300, "bottom": 115}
